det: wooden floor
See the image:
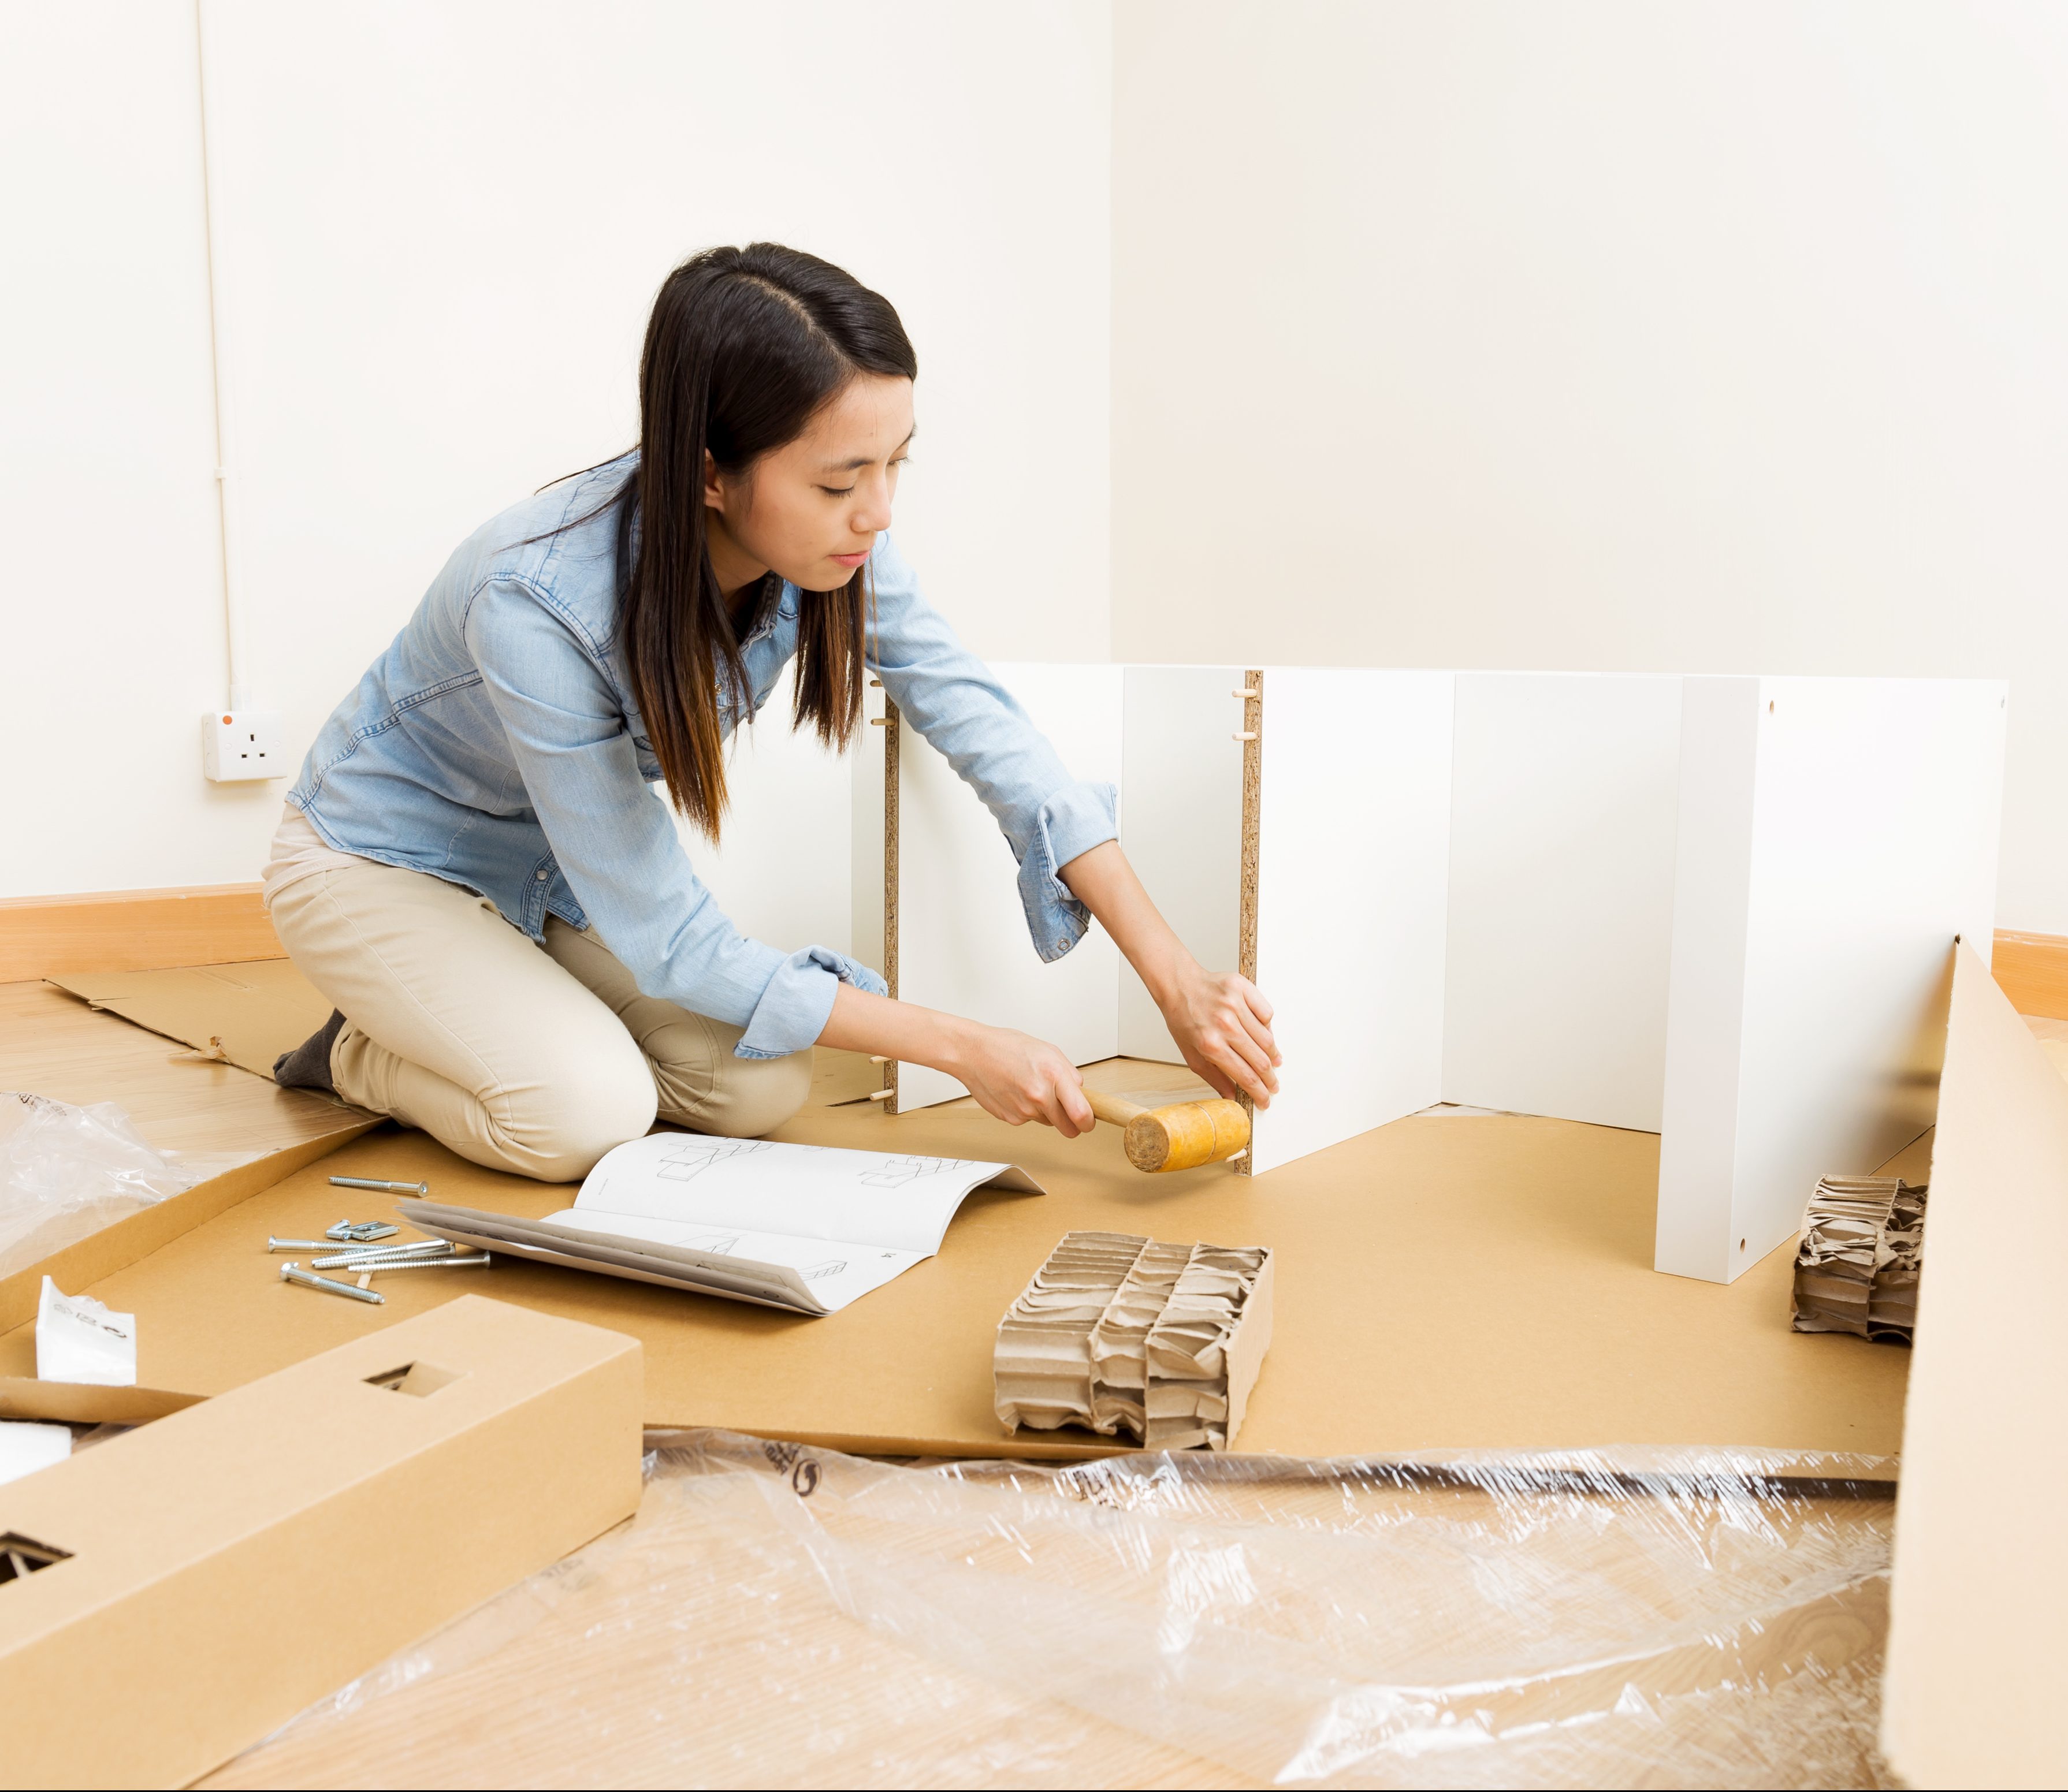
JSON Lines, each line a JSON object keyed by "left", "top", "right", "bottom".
{"left": 0, "top": 978, "right": 362, "bottom": 1161}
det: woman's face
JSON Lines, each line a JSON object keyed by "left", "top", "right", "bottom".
{"left": 704, "top": 374, "right": 914, "bottom": 594}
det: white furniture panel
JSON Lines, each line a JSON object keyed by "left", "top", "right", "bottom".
{"left": 1444, "top": 673, "right": 1683, "bottom": 1130}
{"left": 1249, "top": 669, "right": 1455, "bottom": 1175}
{"left": 1117, "top": 666, "right": 1247, "bottom": 1063}
{"left": 894, "top": 664, "right": 1125, "bottom": 1112}
{"left": 685, "top": 670, "right": 855, "bottom": 959}
{"left": 1655, "top": 676, "right": 2007, "bottom": 1283}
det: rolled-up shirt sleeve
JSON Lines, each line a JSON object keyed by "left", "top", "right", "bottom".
{"left": 866, "top": 537, "right": 1119, "bottom": 962}
{"left": 466, "top": 580, "right": 884, "bottom": 1057}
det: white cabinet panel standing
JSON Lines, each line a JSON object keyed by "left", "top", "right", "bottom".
{"left": 1443, "top": 673, "right": 1683, "bottom": 1130}
{"left": 1248, "top": 670, "right": 1455, "bottom": 1176}
{"left": 892, "top": 664, "right": 1124, "bottom": 1112}
{"left": 1655, "top": 676, "right": 2006, "bottom": 1282}
{"left": 1117, "top": 666, "right": 1247, "bottom": 1063}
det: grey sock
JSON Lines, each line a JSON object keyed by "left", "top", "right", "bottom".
{"left": 273, "top": 1009, "right": 347, "bottom": 1093}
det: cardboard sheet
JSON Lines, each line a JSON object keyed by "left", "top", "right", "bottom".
{"left": 1883, "top": 945, "right": 2068, "bottom": 1787}
{"left": 46, "top": 958, "right": 338, "bottom": 1081}
{"left": 0, "top": 1072, "right": 1913, "bottom": 1459}
{"left": 44, "top": 956, "right": 887, "bottom": 1110}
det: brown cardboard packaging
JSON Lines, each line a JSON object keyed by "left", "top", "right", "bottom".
{"left": 1883, "top": 945, "right": 2068, "bottom": 1786}
{"left": 45, "top": 960, "right": 336, "bottom": 1081}
{"left": 0, "top": 1379, "right": 201, "bottom": 1425}
{"left": 0, "top": 1094, "right": 1918, "bottom": 1465}
{"left": 0, "top": 1294, "right": 641, "bottom": 1790}
{"left": 9, "top": 963, "right": 1915, "bottom": 1462}
{"left": 0, "top": 1130, "right": 373, "bottom": 1339}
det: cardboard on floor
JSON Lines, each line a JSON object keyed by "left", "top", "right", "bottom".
{"left": 0, "top": 1063, "right": 1914, "bottom": 1459}
{"left": 1883, "top": 944, "right": 2068, "bottom": 1786}
{"left": 46, "top": 958, "right": 339, "bottom": 1081}
{"left": 0, "top": 1295, "right": 642, "bottom": 1791}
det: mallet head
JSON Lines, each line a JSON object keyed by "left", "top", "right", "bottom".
{"left": 1123, "top": 1098, "right": 1251, "bottom": 1173}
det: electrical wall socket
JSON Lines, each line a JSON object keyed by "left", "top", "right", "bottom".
{"left": 201, "top": 709, "right": 285, "bottom": 781}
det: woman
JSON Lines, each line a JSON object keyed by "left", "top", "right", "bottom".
{"left": 266, "top": 243, "right": 1279, "bottom": 1181}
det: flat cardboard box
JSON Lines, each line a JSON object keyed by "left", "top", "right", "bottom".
{"left": 0, "top": 1077, "right": 1916, "bottom": 1461}
{"left": 0, "top": 1379, "right": 202, "bottom": 1425}
{"left": 45, "top": 959, "right": 338, "bottom": 1081}
{"left": 0, "top": 1294, "right": 642, "bottom": 1790}
{"left": 1883, "top": 945, "right": 2068, "bottom": 1786}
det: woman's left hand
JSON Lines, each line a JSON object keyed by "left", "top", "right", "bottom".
{"left": 1158, "top": 960, "right": 1280, "bottom": 1108}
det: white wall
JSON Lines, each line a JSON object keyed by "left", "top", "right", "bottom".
{"left": 1113, "top": 0, "right": 2068, "bottom": 932}
{"left": 0, "top": 0, "right": 1113, "bottom": 955}
{"left": 15, "top": 2, "right": 2068, "bottom": 941}
{"left": 0, "top": 5, "right": 231, "bottom": 894}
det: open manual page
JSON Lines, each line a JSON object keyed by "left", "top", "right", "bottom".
{"left": 397, "top": 1135, "right": 1046, "bottom": 1317}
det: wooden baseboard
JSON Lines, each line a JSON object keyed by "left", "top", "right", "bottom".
{"left": 2, "top": 880, "right": 2061, "bottom": 1026}
{"left": 1991, "top": 929, "right": 2068, "bottom": 1022}
{"left": 0, "top": 884, "right": 283, "bottom": 983}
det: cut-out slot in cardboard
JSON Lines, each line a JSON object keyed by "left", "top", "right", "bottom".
{"left": 0, "top": 1295, "right": 642, "bottom": 1790}
{"left": 365, "top": 1361, "right": 465, "bottom": 1398}
{"left": 0, "top": 1532, "right": 70, "bottom": 1584}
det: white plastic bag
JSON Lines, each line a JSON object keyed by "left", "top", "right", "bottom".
{"left": 0, "top": 1092, "right": 195, "bottom": 1280}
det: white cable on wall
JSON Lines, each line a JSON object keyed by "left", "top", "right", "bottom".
{"left": 194, "top": 0, "right": 250, "bottom": 711}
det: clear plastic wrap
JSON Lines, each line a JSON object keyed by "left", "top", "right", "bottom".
{"left": 207, "top": 1431, "right": 1896, "bottom": 1789}
{"left": 0, "top": 1093, "right": 195, "bottom": 1279}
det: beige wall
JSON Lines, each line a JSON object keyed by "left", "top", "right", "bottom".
{"left": 1114, "top": 0, "right": 2068, "bottom": 930}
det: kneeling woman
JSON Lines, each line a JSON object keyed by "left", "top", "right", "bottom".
{"left": 267, "top": 244, "right": 1278, "bottom": 1182}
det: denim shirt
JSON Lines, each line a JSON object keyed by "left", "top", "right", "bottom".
{"left": 288, "top": 454, "right": 1117, "bottom": 1057}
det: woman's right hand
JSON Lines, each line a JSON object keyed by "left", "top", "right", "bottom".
{"left": 943, "top": 1018, "right": 1097, "bottom": 1138}
{"left": 819, "top": 985, "right": 1095, "bottom": 1137}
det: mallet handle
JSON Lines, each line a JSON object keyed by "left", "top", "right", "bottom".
{"left": 1084, "top": 1089, "right": 1148, "bottom": 1127}
{"left": 1080, "top": 1086, "right": 1251, "bottom": 1172}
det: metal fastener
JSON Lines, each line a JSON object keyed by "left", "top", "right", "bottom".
{"left": 324, "top": 1219, "right": 403, "bottom": 1243}
{"left": 280, "top": 1261, "right": 385, "bottom": 1305}
{"left": 269, "top": 1236, "right": 348, "bottom": 1253}
{"left": 310, "top": 1242, "right": 458, "bottom": 1270}
{"left": 329, "top": 1177, "right": 431, "bottom": 1197}
{"left": 352, "top": 1253, "right": 492, "bottom": 1273}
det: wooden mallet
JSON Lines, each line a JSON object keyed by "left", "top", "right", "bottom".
{"left": 1084, "top": 1088, "right": 1251, "bottom": 1172}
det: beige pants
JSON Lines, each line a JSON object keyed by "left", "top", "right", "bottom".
{"left": 267, "top": 859, "right": 813, "bottom": 1182}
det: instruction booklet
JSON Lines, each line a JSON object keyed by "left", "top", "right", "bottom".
{"left": 397, "top": 1135, "right": 1046, "bottom": 1317}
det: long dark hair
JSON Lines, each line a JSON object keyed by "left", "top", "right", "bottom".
{"left": 611, "top": 243, "right": 916, "bottom": 837}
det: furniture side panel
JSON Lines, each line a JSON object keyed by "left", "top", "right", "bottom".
{"left": 1249, "top": 669, "right": 1453, "bottom": 1175}
{"left": 1117, "top": 666, "right": 1247, "bottom": 1061}
{"left": 1444, "top": 673, "right": 1682, "bottom": 1129}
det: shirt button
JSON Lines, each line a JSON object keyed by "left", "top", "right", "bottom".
{"left": 535, "top": 870, "right": 549, "bottom": 881}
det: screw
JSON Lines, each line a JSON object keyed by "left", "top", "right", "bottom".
{"left": 269, "top": 1236, "right": 347, "bottom": 1253}
{"left": 329, "top": 1177, "right": 432, "bottom": 1197}
{"left": 280, "top": 1261, "right": 385, "bottom": 1305}
{"left": 310, "top": 1241, "right": 457, "bottom": 1269}
{"left": 351, "top": 1253, "right": 493, "bottom": 1273}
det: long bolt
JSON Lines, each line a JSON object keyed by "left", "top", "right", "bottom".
{"left": 310, "top": 1241, "right": 456, "bottom": 1269}
{"left": 329, "top": 1177, "right": 430, "bottom": 1196}
{"left": 280, "top": 1261, "right": 385, "bottom": 1305}
{"left": 352, "top": 1253, "right": 492, "bottom": 1272}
